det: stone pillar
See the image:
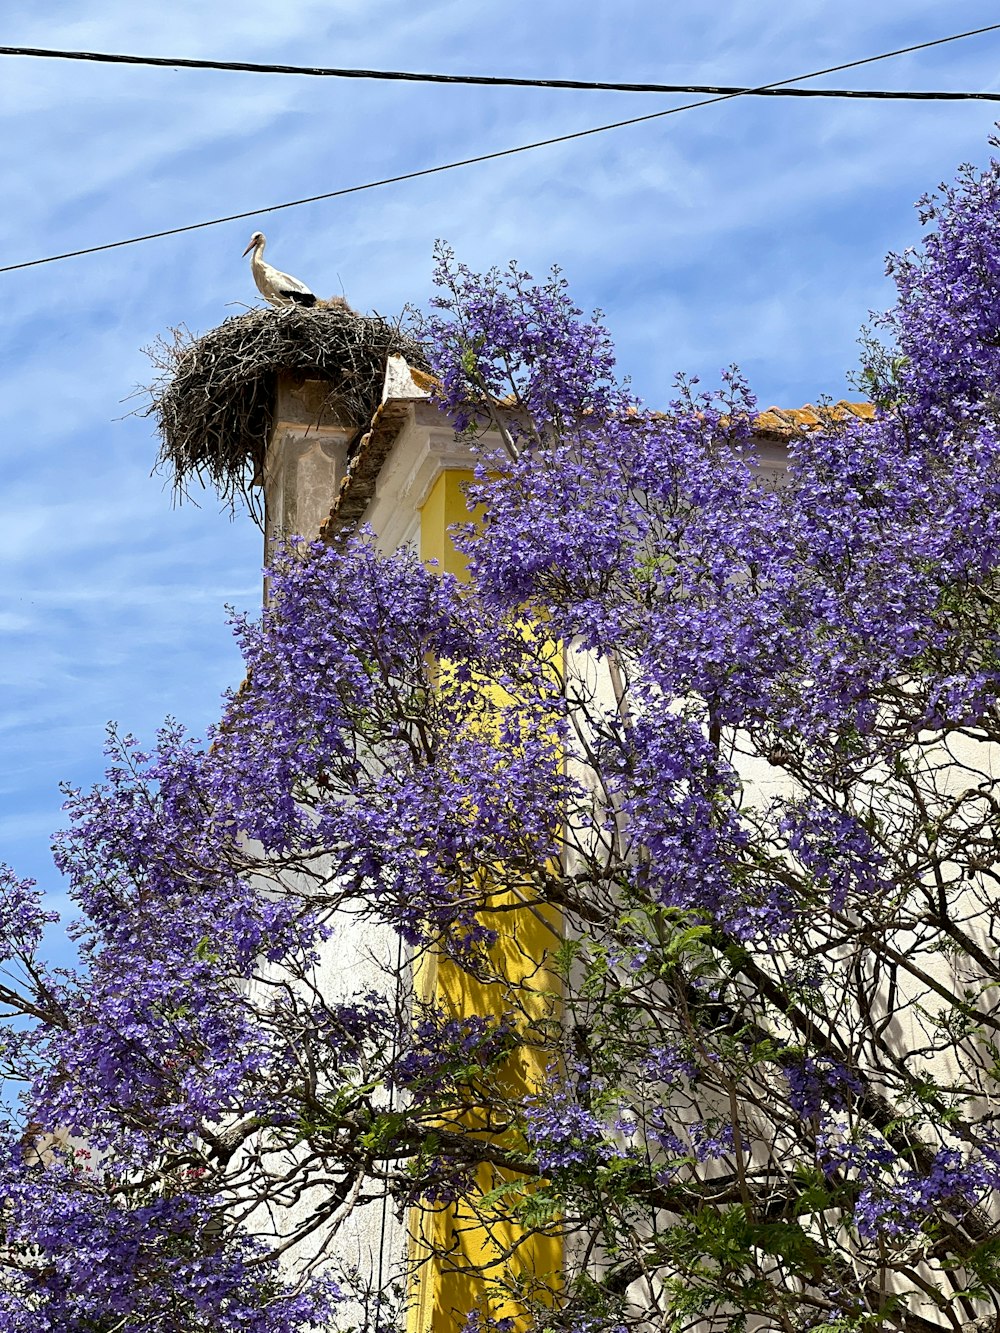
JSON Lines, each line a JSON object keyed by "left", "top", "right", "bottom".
{"left": 262, "top": 375, "right": 354, "bottom": 571}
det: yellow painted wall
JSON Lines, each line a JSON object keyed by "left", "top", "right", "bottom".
{"left": 407, "top": 468, "right": 563, "bottom": 1333}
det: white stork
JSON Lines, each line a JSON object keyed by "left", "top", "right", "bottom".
{"left": 242, "top": 231, "right": 317, "bottom": 308}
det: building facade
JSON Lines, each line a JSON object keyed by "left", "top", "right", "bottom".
{"left": 248, "top": 348, "right": 878, "bottom": 1332}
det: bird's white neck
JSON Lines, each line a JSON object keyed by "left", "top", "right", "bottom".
{"left": 249, "top": 238, "right": 269, "bottom": 280}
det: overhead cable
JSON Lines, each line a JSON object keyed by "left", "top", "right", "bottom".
{"left": 1, "top": 22, "right": 999, "bottom": 278}
{"left": 2, "top": 29, "right": 1000, "bottom": 100}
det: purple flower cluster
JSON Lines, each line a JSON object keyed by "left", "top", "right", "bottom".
{"left": 522, "top": 1091, "right": 620, "bottom": 1174}
{"left": 641, "top": 1044, "right": 699, "bottom": 1087}
{"left": 784, "top": 1056, "right": 861, "bottom": 1119}
{"left": 217, "top": 536, "right": 574, "bottom": 952}
{"left": 422, "top": 229, "right": 1000, "bottom": 771}
{"left": 462, "top": 1313, "right": 516, "bottom": 1333}
{"left": 845, "top": 1139, "right": 989, "bottom": 1243}
{"left": 426, "top": 245, "right": 621, "bottom": 442}
{"left": 0, "top": 1131, "right": 339, "bottom": 1332}
{"left": 780, "top": 804, "right": 888, "bottom": 913}
{"left": 394, "top": 1011, "right": 515, "bottom": 1094}
{"left": 687, "top": 1119, "right": 735, "bottom": 1163}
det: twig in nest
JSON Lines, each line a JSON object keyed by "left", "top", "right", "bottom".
{"left": 141, "top": 304, "right": 427, "bottom": 523}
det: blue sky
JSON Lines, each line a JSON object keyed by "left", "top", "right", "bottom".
{"left": 1, "top": 1, "right": 999, "bottom": 953}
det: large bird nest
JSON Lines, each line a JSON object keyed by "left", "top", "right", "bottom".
{"left": 143, "top": 303, "right": 427, "bottom": 521}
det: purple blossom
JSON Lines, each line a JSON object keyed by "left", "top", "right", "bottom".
{"left": 523, "top": 1092, "right": 620, "bottom": 1173}
{"left": 641, "top": 1044, "right": 699, "bottom": 1086}
{"left": 394, "top": 1012, "right": 515, "bottom": 1094}
{"left": 0, "top": 1131, "right": 339, "bottom": 1332}
{"left": 780, "top": 803, "right": 889, "bottom": 913}
{"left": 854, "top": 1148, "right": 989, "bottom": 1242}
{"left": 687, "top": 1120, "right": 735, "bottom": 1163}
{"left": 784, "top": 1056, "right": 861, "bottom": 1119}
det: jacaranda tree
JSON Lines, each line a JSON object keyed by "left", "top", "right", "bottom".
{"left": 4, "top": 145, "right": 1000, "bottom": 1333}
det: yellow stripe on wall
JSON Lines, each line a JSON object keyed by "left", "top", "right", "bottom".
{"left": 407, "top": 468, "right": 563, "bottom": 1333}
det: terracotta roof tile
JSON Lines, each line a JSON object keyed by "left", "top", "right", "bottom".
{"left": 318, "top": 396, "right": 413, "bottom": 543}
{"left": 752, "top": 400, "right": 875, "bottom": 437}
{"left": 407, "top": 366, "right": 439, "bottom": 394}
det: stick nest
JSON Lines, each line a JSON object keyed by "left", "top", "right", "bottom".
{"left": 143, "top": 303, "right": 427, "bottom": 519}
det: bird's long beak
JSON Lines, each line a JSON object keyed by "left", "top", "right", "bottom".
{"left": 242, "top": 239, "right": 256, "bottom": 257}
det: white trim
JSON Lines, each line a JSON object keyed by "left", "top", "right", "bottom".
{"left": 365, "top": 405, "right": 484, "bottom": 551}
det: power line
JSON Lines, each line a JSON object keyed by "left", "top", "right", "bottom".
{"left": 2, "top": 33, "right": 1000, "bottom": 102}
{"left": 2, "top": 22, "right": 999, "bottom": 278}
